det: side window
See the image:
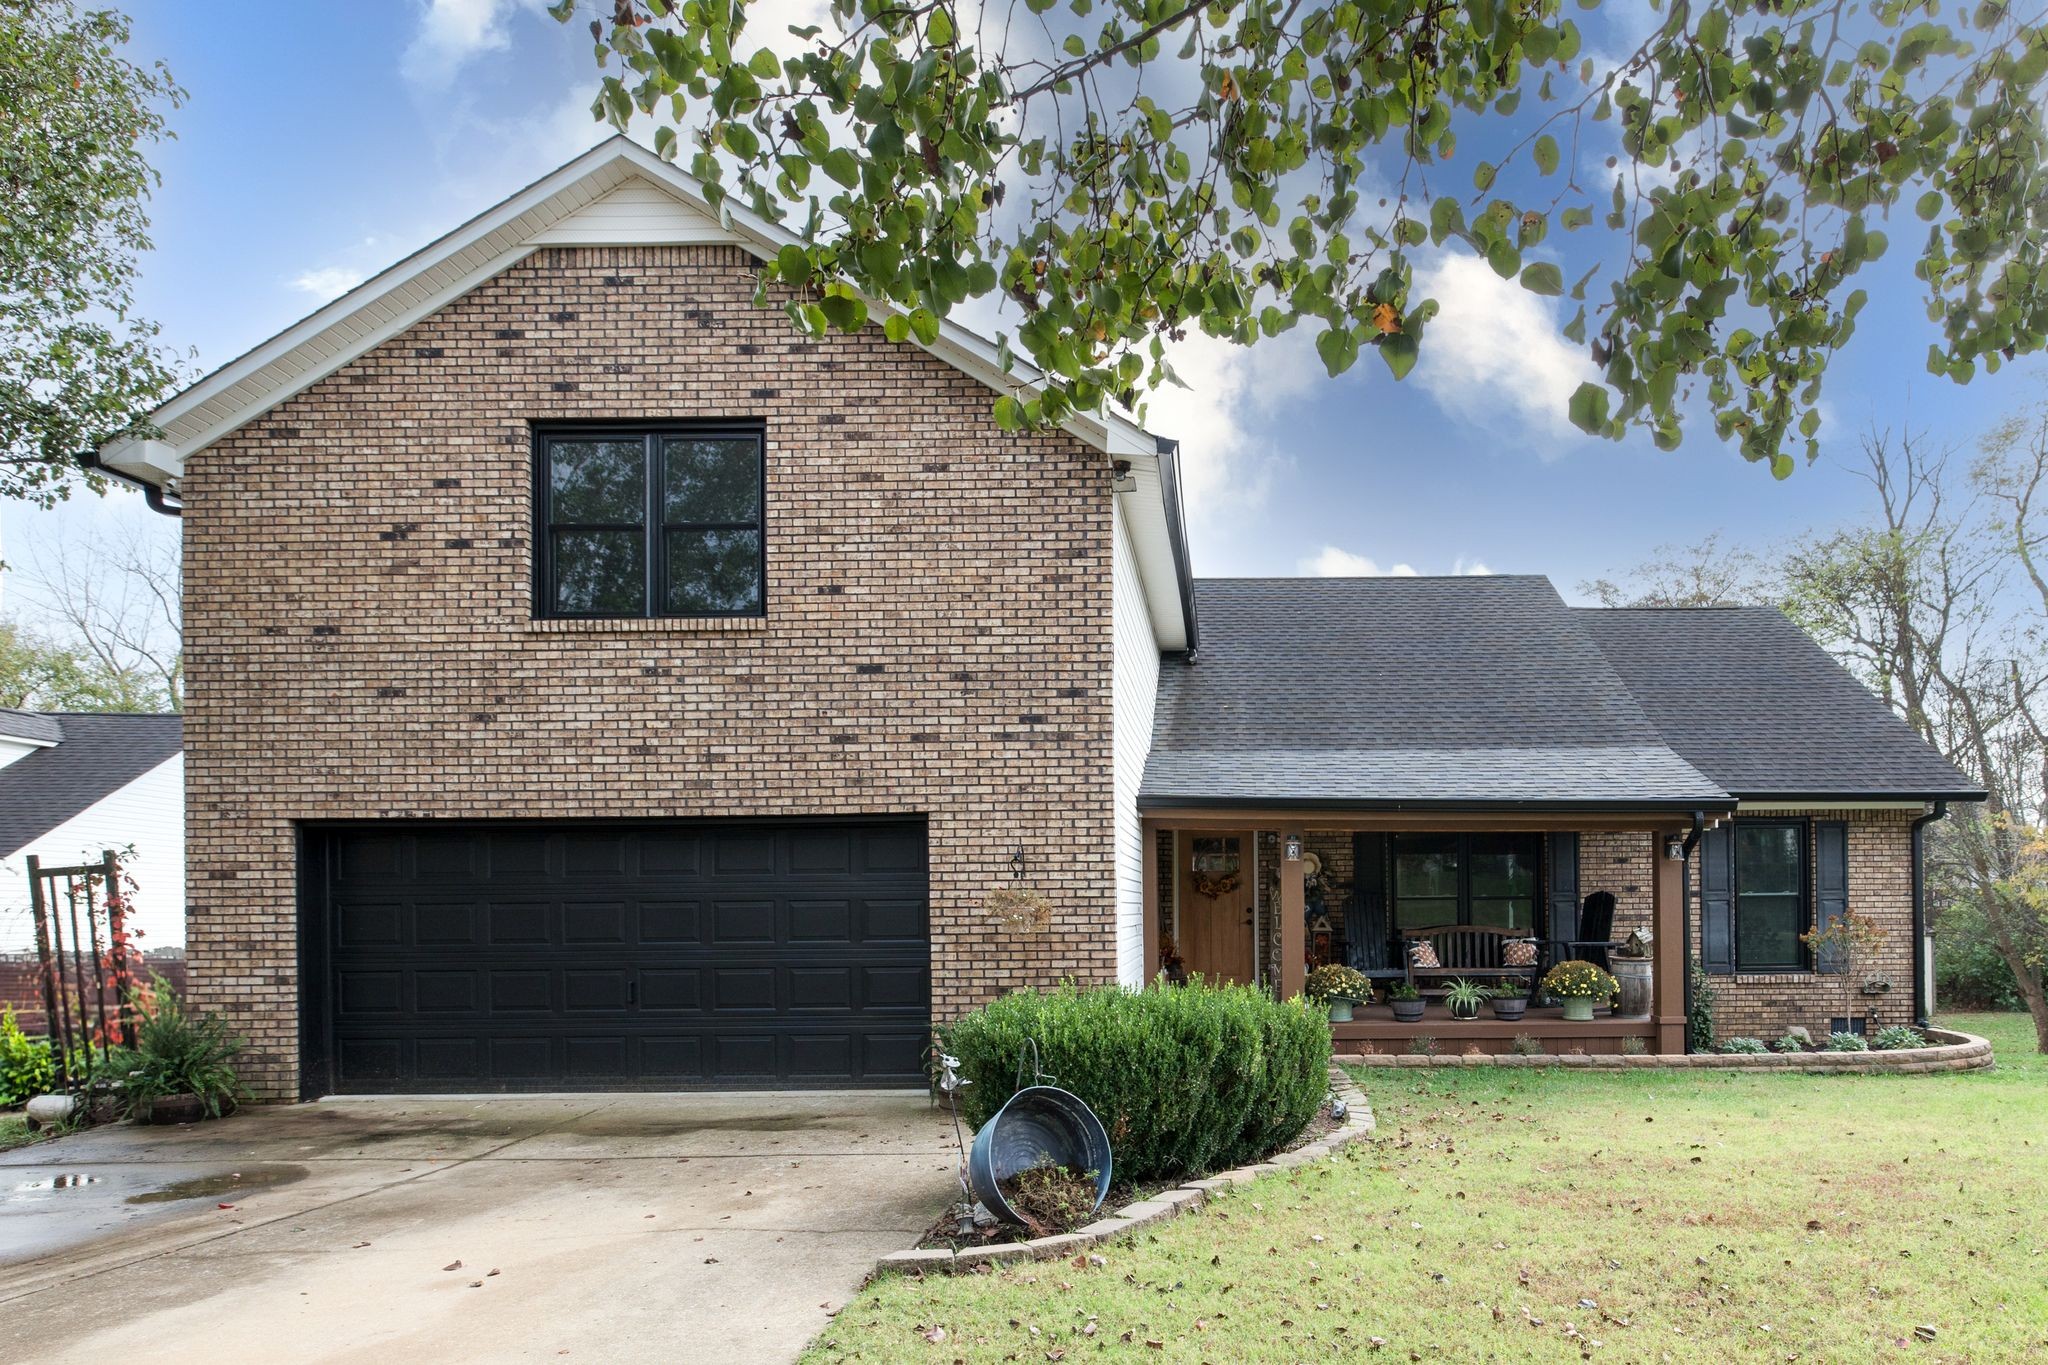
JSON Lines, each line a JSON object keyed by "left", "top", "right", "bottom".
{"left": 535, "top": 426, "right": 764, "bottom": 619}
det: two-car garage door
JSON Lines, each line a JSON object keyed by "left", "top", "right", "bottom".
{"left": 301, "top": 820, "right": 930, "bottom": 1094}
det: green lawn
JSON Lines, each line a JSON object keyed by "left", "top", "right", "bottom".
{"left": 804, "top": 1014, "right": 2047, "bottom": 1363}
{"left": 0, "top": 1112, "right": 44, "bottom": 1152}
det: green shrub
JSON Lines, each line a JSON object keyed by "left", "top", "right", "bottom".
{"left": 1825, "top": 1031, "right": 1870, "bottom": 1053}
{"left": 1871, "top": 1025, "right": 1925, "bottom": 1051}
{"left": 1931, "top": 902, "right": 2024, "bottom": 1010}
{"left": 1687, "top": 964, "right": 1717, "bottom": 1054}
{"left": 1719, "top": 1037, "right": 1769, "bottom": 1055}
{"left": 942, "top": 981, "right": 1330, "bottom": 1183}
{"left": 118, "top": 979, "right": 247, "bottom": 1118}
{"left": 1, "top": 1007, "right": 56, "bottom": 1105}
{"left": 1772, "top": 1034, "right": 1806, "bottom": 1054}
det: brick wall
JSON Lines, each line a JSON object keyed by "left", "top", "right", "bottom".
{"left": 182, "top": 245, "right": 1119, "bottom": 1100}
{"left": 1688, "top": 808, "right": 1918, "bottom": 1043}
{"left": 0, "top": 949, "right": 187, "bottom": 1036}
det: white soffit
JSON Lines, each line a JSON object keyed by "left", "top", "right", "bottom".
{"left": 97, "top": 137, "right": 1193, "bottom": 646}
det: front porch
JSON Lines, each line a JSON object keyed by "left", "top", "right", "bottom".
{"left": 1140, "top": 810, "right": 1695, "bottom": 1055}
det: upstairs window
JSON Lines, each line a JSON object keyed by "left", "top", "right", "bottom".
{"left": 534, "top": 425, "right": 764, "bottom": 618}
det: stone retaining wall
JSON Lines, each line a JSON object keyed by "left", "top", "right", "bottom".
{"left": 1335, "top": 1027, "right": 1992, "bottom": 1073}
{"left": 872, "top": 1067, "right": 1376, "bottom": 1277}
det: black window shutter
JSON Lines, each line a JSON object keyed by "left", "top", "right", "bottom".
{"left": 1815, "top": 821, "right": 1849, "bottom": 974}
{"left": 1547, "top": 832, "right": 1579, "bottom": 943}
{"left": 1349, "top": 834, "right": 1389, "bottom": 972}
{"left": 1701, "top": 824, "right": 1734, "bottom": 973}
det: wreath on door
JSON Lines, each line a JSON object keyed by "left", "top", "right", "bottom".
{"left": 1191, "top": 869, "right": 1242, "bottom": 899}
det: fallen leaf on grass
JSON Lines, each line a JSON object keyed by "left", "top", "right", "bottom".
{"left": 443, "top": 1260, "right": 463, "bottom": 1271}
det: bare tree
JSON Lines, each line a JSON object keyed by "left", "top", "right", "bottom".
{"left": 1578, "top": 533, "right": 1776, "bottom": 609}
{"left": 7, "top": 519, "right": 180, "bottom": 710}
{"left": 1780, "top": 425, "right": 2048, "bottom": 1050}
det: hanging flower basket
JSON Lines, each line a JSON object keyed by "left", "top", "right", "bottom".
{"left": 986, "top": 886, "right": 1053, "bottom": 932}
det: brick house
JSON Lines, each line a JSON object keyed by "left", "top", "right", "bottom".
{"left": 99, "top": 140, "right": 1977, "bottom": 1099}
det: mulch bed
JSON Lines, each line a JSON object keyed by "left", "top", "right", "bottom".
{"left": 916, "top": 1096, "right": 1347, "bottom": 1251}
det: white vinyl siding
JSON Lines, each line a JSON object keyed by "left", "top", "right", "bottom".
{"left": 0, "top": 754, "right": 185, "bottom": 954}
{"left": 1112, "top": 498, "right": 1161, "bottom": 986}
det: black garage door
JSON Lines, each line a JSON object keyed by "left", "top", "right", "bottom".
{"left": 301, "top": 821, "right": 930, "bottom": 1094}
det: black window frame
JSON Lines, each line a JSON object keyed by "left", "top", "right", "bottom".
{"left": 1388, "top": 832, "right": 1545, "bottom": 933}
{"left": 1730, "top": 816, "right": 1812, "bottom": 973}
{"left": 532, "top": 422, "right": 767, "bottom": 620}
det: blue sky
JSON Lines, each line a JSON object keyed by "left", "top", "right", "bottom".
{"left": 7, "top": 0, "right": 2044, "bottom": 604}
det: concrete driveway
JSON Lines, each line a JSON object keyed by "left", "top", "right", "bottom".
{"left": 0, "top": 1092, "right": 958, "bottom": 1364}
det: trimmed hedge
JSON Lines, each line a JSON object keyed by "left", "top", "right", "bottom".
{"left": 942, "top": 981, "right": 1332, "bottom": 1183}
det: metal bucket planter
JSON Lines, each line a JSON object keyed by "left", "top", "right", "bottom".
{"left": 966, "top": 1085, "right": 1113, "bottom": 1227}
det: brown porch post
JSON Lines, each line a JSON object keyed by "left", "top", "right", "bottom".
{"left": 1652, "top": 837, "right": 1686, "bottom": 1053}
{"left": 1279, "top": 830, "right": 1306, "bottom": 999}
{"left": 1140, "top": 815, "right": 1159, "bottom": 985}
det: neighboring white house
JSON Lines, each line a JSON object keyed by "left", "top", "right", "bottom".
{"left": 0, "top": 710, "right": 183, "bottom": 954}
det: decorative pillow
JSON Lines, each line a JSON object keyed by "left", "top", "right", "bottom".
{"left": 1407, "top": 940, "right": 1441, "bottom": 970}
{"left": 1503, "top": 939, "right": 1538, "bottom": 968}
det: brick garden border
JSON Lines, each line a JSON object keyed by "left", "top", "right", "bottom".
{"left": 1332, "top": 1026, "right": 1993, "bottom": 1073}
{"left": 872, "top": 1067, "right": 1377, "bottom": 1277}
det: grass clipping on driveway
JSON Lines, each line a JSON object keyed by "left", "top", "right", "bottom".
{"left": 804, "top": 1014, "right": 2047, "bottom": 1362}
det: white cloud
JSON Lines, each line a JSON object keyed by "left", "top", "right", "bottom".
{"left": 289, "top": 265, "right": 367, "bottom": 300}
{"left": 1300, "top": 546, "right": 1418, "bottom": 577}
{"left": 402, "top": 0, "right": 526, "bottom": 89}
{"left": 1412, "top": 249, "right": 1596, "bottom": 447}
{"left": 1139, "top": 328, "right": 1327, "bottom": 561}
{"left": 1453, "top": 556, "right": 1494, "bottom": 576}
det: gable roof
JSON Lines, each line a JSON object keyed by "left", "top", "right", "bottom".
{"left": 97, "top": 137, "right": 1194, "bottom": 650}
{"left": 1141, "top": 576, "right": 1731, "bottom": 811}
{"left": 1578, "top": 606, "right": 1983, "bottom": 801}
{"left": 0, "top": 713, "right": 183, "bottom": 858}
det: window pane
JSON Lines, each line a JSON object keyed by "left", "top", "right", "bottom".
{"left": 1470, "top": 845, "right": 1536, "bottom": 899}
{"left": 1470, "top": 897, "right": 1535, "bottom": 930}
{"left": 1737, "top": 892, "right": 1802, "bottom": 967}
{"left": 1395, "top": 897, "right": 1458, "bottom": 931}
{"left": 549, "top": 439, "right": 645, "bottom": 524}
{"left": 1736, "top": 825, "right": 1802, "bottom": 894}
{"left": 552, "top": 529, "right": 644, "bottom": 615}
{"left": 665, "top": 528, "right": 762, "bottom": 615}
{"left": 664, "top": 437, "right": 759, "bottom": 523}
{"left": 1393, "top": 836, "right": 1459, "bottom": 897}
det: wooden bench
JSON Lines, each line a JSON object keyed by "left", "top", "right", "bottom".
{"left": 1401, "top": 924, "right": 1541, "bottom": 994}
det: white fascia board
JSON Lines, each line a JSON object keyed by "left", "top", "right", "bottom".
{"left": 96, "top": 437, "right": 184, "bottom": 485}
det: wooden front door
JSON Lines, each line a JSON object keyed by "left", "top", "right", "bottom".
{"left": 1176, "top": 831, "right": 1256, "bottom": 985}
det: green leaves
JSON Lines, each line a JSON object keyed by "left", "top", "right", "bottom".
{"left": 554, "top": 0, "right": 2048, "bottom": 476}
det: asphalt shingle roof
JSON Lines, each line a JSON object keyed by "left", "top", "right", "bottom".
{"left": 0, "top": 713, "right": 182, "bottom": 857}
{"left": 1140, "top": 577, "right": 1980, "bottom": 809}
{"left": 1141, "top": 577, "right": 1729, "bottom": 809}
{"left": 0, "top": 710, "right": 66, "bottom": 745}
{"left": 1578, "top": 606, "right": 1981, "bottom": 800}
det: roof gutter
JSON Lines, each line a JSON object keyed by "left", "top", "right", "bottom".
{"left": 1153, "top": 437, "right": 1199, "bottom": 659}
{"left": 78, "top": 450, "right": 181, "bottom": 517}
{"left": 1910, "top": 799, "right": 1949, "bottom": 1029}
{"left": 1138, "top": 794, "right": 1739, "bottom": 816}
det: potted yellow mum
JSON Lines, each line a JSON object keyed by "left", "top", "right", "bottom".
{"left": 1539, "top": 960, "right": 1618, "bottom": 1022}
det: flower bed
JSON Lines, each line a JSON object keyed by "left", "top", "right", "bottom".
{"left": 1336, "top": 1027, "right": 1994, "bottom": 1072}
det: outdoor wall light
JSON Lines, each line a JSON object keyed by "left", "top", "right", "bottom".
{"left": 1663, "top": 834, "right": 1687, "bottom": 861}
{"left": 1009, "top": 847, "right": 1027, "bottom": 879}
{"left": 1284, "top": 835, "right": 1304, "bottom": 861}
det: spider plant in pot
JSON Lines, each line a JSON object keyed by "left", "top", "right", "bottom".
{"left": 1488, "top": 977, "right": 1528, "bottom": 1021}
{"left": 1386, "top": 980, "right": 1425, "bottom": 1023}
{"left": 1443, "top": 977, "right": 1490, "bottom": 1021}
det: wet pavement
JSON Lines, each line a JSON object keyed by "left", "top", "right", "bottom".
{"left": 0, "top": 1091, "right": 958, "bottom": 1363}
